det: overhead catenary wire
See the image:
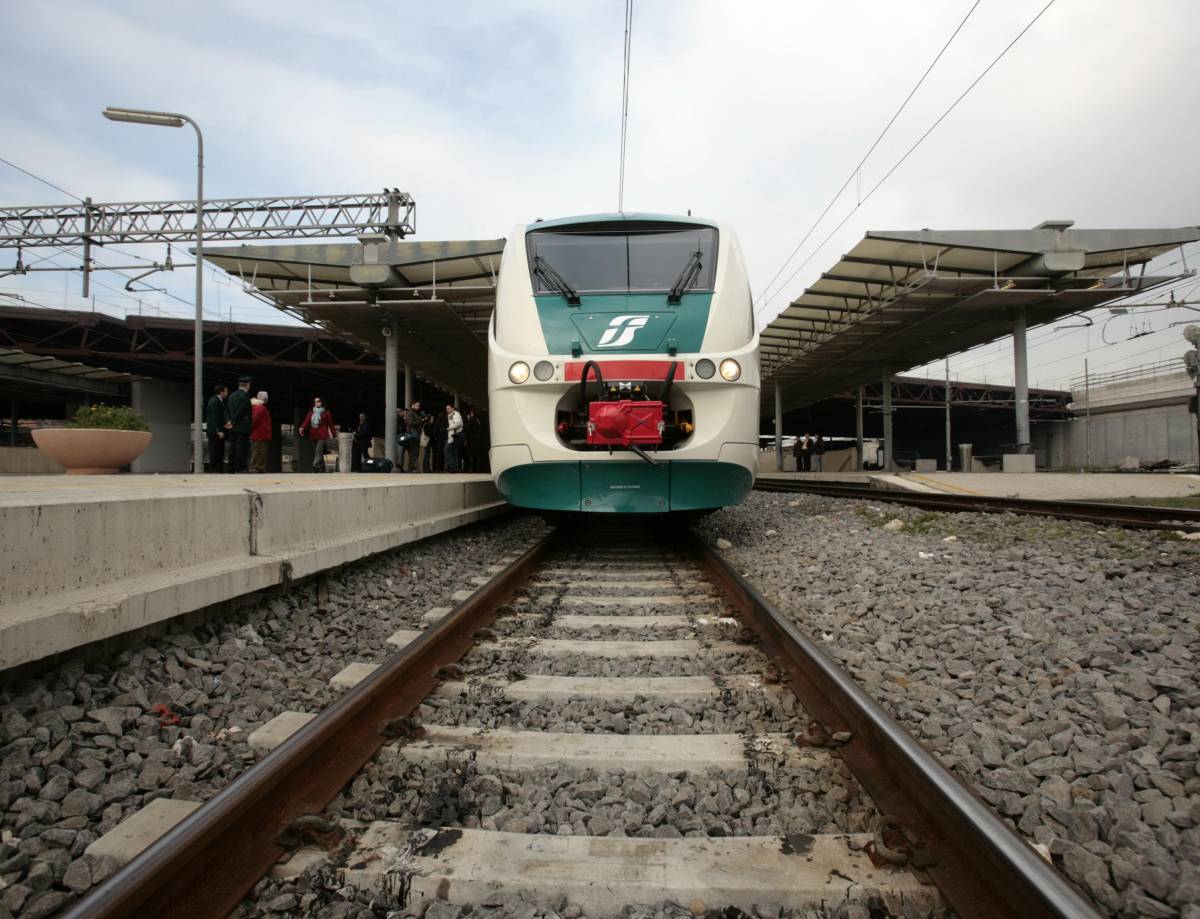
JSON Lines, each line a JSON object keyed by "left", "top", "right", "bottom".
{"left": 617, "top": 0, "right": 633, "bottom": 213}
{"left": 757, "top": 0, "right": 1060, "bottom": 321}
{"left": 755, "top": 0, "right": 983, "bottom": 311}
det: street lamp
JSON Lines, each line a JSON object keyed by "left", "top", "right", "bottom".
{"left": 102, "top": 106, "right": 205, "bottom": 474}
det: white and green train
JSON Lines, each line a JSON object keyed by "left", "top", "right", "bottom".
{"left": 488, "top": 213, "right": 760, "bottom": 514}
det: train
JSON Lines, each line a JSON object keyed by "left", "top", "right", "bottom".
{"left": 487, "top": 213, "right": 760, "bottom": 514}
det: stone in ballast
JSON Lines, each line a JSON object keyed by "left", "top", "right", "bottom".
{"left": 85, "top": 798, "right": 202, "bottom": 866}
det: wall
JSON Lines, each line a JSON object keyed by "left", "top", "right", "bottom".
{"left": 0, "top": 446, "right": 64, "bottom": 474}
{"left": 131, "top": 379, "right": 192, "bottom": 473}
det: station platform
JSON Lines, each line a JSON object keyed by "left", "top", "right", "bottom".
{"left": 0, "top": 474, "right": 505, "bottom": 672}
{"left": 758, "top": 471, "right": 1200, "bottom": 501}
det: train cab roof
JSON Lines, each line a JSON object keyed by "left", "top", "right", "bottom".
{"left": 527, "top": 213, "right": 720, "bottom": 232}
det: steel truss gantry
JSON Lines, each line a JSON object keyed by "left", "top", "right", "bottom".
{"left": 0, "top": 190, "right": 414, "bottom": 247}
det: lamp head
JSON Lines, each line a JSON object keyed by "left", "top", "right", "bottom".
{"left": 102, "top": 107, "right": 185, "bottom": 128}
{"left": 1184, "top": 324, "right": 1200, "bottom": 346}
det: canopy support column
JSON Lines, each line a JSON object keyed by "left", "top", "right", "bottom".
{"left": 774, "top": 382, "right": 783, "bottom": 472}
{"left": 384, "top": 323, "right": 398, "bottom": 465}
{"left": 404, "top": 362, "right": 413, "bottom": 409}
{"left": 882, "top": 369, "right": 894, "bottom": 471}
{"left": 855, "top": 386, "right": 864, "bottom": 471}
{"left": 944, "top": 359, "right": 952, "bottom": 471}
{"left": 1013, "top": 307, "right": 1031, "bottom": 453}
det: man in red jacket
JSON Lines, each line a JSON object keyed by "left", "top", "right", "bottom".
{"left": 249, "top": 391, "right": 272, "bottom": 473}
{"left": 298, "top": 396, "right": 337, "bottom": 473}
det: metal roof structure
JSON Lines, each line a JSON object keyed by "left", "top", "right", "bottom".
{"left": 202, "top": 238, "right": 505, "bottom": 400}
{"left": 0, "top": 346, "right": 143, "bottom": 398}
{"left": 760, "top": 222, "right": 1200, "bottom": 406}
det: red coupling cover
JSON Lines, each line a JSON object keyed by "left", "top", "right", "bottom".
{"left": 587, "top": 400, "right": 664, "bottom": 447}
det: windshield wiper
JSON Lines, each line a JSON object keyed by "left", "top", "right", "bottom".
{"left": 532, "top": 255, "right": 581, "bottom": 306}
{"left": 667, "top": 249, "right": 703, "bottom": 304}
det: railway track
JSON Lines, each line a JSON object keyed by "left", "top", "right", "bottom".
{"left": 65, "top": 523, "right": 1101, "bottom": 919}
{"left": 753, "top": 478, "right": 1200, "bottom": 532}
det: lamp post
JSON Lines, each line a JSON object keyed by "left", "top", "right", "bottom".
{"left": 102, "top": 106, "right": 205, "bottom": 474}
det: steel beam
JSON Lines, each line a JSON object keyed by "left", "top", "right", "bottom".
{"left": 0, "top": 191, "right": 414, "bottom": 247}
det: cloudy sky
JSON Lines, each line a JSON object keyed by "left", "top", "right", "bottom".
{"left": 3, "top": 0, "right": 1198, "bottom": 392}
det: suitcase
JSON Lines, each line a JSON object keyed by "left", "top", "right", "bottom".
{"left": 360, "top": 457, "right": 394, "bottom": 473}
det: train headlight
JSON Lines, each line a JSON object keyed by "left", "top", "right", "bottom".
{"left": 719, "top": 358, "right": 741, "bottom": 381}
{"left": 508, "top": 361, "right": 530, "bottom": 384}
{"left": 695, "top": 358, "right": 716, "bottom": 379}
{"left": 533, "top": 360, "right": 554, "bottom": 381}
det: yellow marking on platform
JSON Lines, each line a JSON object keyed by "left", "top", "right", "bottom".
{"left": 907, "top": 473, "right": 986, "bottom": 496}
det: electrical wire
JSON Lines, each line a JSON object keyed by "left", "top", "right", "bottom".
{"left": 757, "top": 0, "right": 1059, "bottom": 320}
{"left": 617, "top": 0, "right": 634, "bottom": 212}
{"left": 755, "top": 0, "right": 983, "bottom": 309}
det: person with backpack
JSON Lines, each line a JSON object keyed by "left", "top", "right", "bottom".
{"left": 298, "top": 396, "right": 337, "bottom": 472}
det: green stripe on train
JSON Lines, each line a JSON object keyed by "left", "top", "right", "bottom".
{"left": 535, "top": 292, "right": 713, "bottom": 355}
{"left": 496, "top": 459, "right": 752, "bottom": 513}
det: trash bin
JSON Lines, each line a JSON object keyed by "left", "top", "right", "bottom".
{"left": 337, "top": 431, "right": 355, "bottom": 473}
{"left": 957, "top": 443, "right": 972, "bottom": 472}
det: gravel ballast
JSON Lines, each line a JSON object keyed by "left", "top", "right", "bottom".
{"left": 0, "top": 513, "right": 545, "bottom": 917}
{"left": 698, "top": 491, "right": 1200, "bottom": 919}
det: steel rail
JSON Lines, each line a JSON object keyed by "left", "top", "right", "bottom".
{"left": 67, "top": 523, "right": 1102, "bottom": 918}
{"left": 692, "top": 532, "right": 1101, "bottom": 919}
{"left": 62, "top": 531, "right": 561, "bottom": 919}
{"left": 754, "top": 478, "right": 1200, "bottom": 531}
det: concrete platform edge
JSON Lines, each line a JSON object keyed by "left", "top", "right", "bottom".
{"left": 1, "top": 486, "right": 508, "bottom": 674}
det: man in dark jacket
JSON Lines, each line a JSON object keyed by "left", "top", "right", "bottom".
{"left": 352, "top": 412, "right": 372, "bottom": 471}
{"left": 204, "top": 384, "right": 229, "bottom": 473}
{"left": 225, "top": 376, "right": 253, "bottom": 473}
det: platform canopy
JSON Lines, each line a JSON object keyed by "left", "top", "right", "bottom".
{"left": 203, "top": 238, "right": 506, "bottom": 400}
{"left": 760, "top": 222, "right": 1200, "bottom": 406}
{"left": 0, "top": 347, "right": 143, "bottom": 398}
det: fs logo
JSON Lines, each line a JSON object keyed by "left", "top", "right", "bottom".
{"left": 596, "top": 315, "right": 650, "bottom": 348}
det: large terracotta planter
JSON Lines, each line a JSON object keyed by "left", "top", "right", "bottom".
{"left": 32, "top": 428, "right": 152, "bottom": 474}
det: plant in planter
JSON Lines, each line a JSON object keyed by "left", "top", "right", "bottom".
{"left": 32, "top": 404, "right": 153, "bottom": 474}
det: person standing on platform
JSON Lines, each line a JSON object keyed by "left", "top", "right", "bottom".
{"left": 463, "top": 407, "right": 483, "bottom": 473}
{"left": 299, "top": 396, "right": 337, "bottom": 473}
{"left": 352, "top": 412, "right": 372, "bottom": 472}
{"left": 249, "top": 391, "right": 272, "bottom": 473}
{"left": 422, "top": 413, "right": 437, "bottom": 472}
{"left": 794, "top": 433, "right": 812, "bottom": 471}
{"left": 813, "top": 434, "right": 826, "bottom": 473}
{"left": 444, "top": 403, "right": 464, "bottom": 472}
{"left": 401, "top": 400, "right": 424, "bottom": 472}
{"left": 204, "top": 384, "right": 229, "bottom": 473}
{"left": 225, "top": 376, "right": 253, "bottom": 473}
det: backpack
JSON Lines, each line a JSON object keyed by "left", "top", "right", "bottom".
{"left": 360, "top": 457, "right": 394, "bottom": 473}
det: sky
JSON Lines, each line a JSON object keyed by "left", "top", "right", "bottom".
{"left": 2, "top": 0, "right": 1199, "bottom": 393}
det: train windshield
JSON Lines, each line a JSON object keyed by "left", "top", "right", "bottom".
{"left": 527, "top": 224, "right": 718, "bottom": 296}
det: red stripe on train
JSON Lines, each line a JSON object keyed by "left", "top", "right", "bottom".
{"left": 563, "top": 360, "right": 677, "bottom": 382}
